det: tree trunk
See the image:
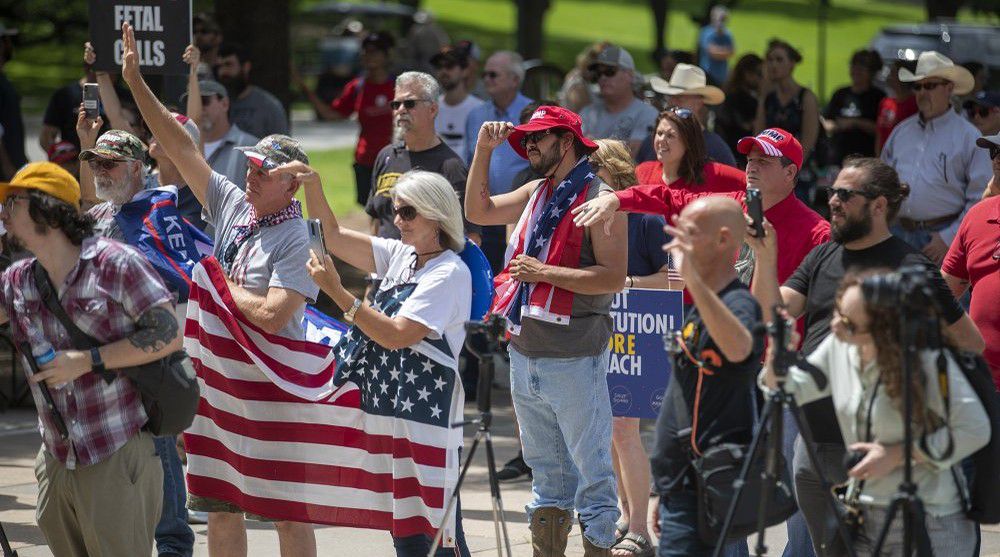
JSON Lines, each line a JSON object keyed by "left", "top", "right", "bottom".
{"left": 515, "top": 0, "right": 550, "bottom": 60}
{"left": 926, "top": 0, "right": 962, "bottom": 19}
{"left": 213, "top": 0, "right": 291, "bottom": 119}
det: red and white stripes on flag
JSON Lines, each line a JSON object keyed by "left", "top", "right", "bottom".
{"left": 183, "top": 257, "right": 459, "bottom": 542}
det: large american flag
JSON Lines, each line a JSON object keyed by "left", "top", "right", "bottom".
{"left": 183, "top": 257, "right": 463, "bottom": 543}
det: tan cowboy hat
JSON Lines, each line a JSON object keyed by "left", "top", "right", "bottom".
{"left": 898, "top": 51, "right": 975, "bottom": 96}
{"left": 649, "top": 64, "right": 725, "bottom": 105}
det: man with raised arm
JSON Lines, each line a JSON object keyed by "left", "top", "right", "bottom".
{"left": 117, "top": 22, "right": 319, "bottom": 557}
{"left": 465, "top": 105, "right": 627, "bottom": 555}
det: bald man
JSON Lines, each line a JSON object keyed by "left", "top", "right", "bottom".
{"left": 650, "top": 197, "right": 764, "bottom": 556}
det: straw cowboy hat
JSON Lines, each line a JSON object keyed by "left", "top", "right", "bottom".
{"left": 898, "top": 51, "right": 975, "bottom": 96}
{"left": 649, "top": 64, "right": 725, "bottom": 105}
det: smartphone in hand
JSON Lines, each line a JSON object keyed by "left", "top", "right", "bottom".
{"left": 82, "top": 83, "right": 101, "bottom": 120}
{"left": 307, "top": 219, "right": 328, "bottom": 263}
{"left": 746, "top": 187, "right": 765, "bottom": 238}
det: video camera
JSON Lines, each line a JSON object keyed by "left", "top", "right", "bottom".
{"left": 861, "top": 264, "right": 940, "bottom": 315}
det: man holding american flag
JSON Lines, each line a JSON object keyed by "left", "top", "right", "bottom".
{"left": 465, "top": 105, "right": 628, "bottom": 555}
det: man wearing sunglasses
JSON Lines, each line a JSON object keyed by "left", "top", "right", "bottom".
{"left": 120, "top": 22, "right": 320, "bottom": 556}
{"left": 431, "top": 43, "right": 483, "bottom": 158}
{"left": 942, "top": 134, "right": 1000, "bottom": 390}
{"left": 749, "top": 156, "right": 983, "bottom": 555}
{"left": 881, "top": 51, "right": 991, "bottom": 264}
{"left": 182, "top": 79, "right": 259, "bottom": 190}
{"left": 963, "top": 90, "right": 1000, "bottom": 137}
{"left": 580, "top": 44, "right": 659, "bottom": 156}
{"left": 367, "top": 71, "right": 480, "bottom": 243}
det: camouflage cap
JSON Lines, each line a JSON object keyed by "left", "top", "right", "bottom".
{"left": 235, "top": 134, "right": 309, "bottom": 170}
{"left": 79, "top": 129, "right": 148, "bottom": 162}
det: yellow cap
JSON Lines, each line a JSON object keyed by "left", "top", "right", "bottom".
{"left": 0, "top": 162, "right": 81, "bottom": 208}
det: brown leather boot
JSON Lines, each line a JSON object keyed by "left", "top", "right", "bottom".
{"left": 529, "top": 507, "right": 573, "bottom": 557}
{"left": 581, "top": 535, "right": 612, "bottom": 557}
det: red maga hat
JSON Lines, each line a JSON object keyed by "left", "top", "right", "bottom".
{"left": 737, "top": 128, "right": 803, "bottom": 170}
{"left": 508, "top": 105, "right": 598, "bottom": 160}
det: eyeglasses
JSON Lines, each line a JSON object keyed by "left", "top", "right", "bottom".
{"left": 87, "top": 159, "right": 122, "bottom": 171}
{"left": 824, "top": 187, "right": 880, "bottom": 202}
{"left": 588, "top": 65, "right": 618, "bottom": 81}
{"left": 201, "top": 95, "right": 217, "bottom": 105}
{"left": 834, "top": 307, "right": 867, "bottom": 336}
{"left": 482, "top": 71, "right": 500, "bottom": 80}
{"left": 393, "top": 205, "right": 418, "bottom": 221}
{"left": 519, "top": 129, "right": 556, "bottom": 149}
{"left": 2, "top": 194, "right": 29, "bottom": 214}
{"left": 967, "top": 106, "right": 992, "bottom": 119}
{"left": 911, "top": 81, "right": 948, "bottom": 92}
{"left": 390, "top": 99, "right": 430, "bottom": 111}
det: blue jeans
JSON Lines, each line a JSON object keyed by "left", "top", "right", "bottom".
{"left": 153, "top": 435, "right": 194, "bottom": 556}
{"left": 392, "top": 495, "right": 470, "bottom": 557}
{"left": 508, "top": 347, "right": 620, "bottom": 548}
{"left": 657, "top": 492, "right": 749, "bottom": 557}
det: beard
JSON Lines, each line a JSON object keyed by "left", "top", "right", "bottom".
{"left": 831, "top": 204, "right": 873, "bottom": 244}
{"left": 528, "top": 143, "right": 563, "bottom": 175}
{"left": 217, "top": 73, "right": 248, "bottom": 98}
{"left": 438, "top": 75, "right": 458, "bottom": 92}
{"left": 393, "top": 115, "right": 412, "bottom": 143}
{"left": 95, "top": 173, "right": 137, "bottom": 206}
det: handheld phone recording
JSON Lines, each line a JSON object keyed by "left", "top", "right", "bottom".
{"left": 83, "top": 83, "right": 101, "bottom": 120}
{"left": 307, "top": 219, "right": 328, "bottom": 263}
{"left": 746, "top": 187, "right": 765, "bottom": 238}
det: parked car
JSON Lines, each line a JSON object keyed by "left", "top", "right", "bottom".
{"left": 871, "top": 23, "right": 1000, "bottom": 89}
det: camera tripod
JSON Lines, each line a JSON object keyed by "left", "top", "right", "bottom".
{"left": 0, "top": 520, "right": 17, "bottom": 557}
{"left": 428, "top": 316, "right": 513, "bottom": 557}
{"left": 712, "top": 315, "right": 858, "bottom": 557}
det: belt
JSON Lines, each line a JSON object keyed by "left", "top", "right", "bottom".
{"left": 897, "top": 213, "right": 961, "bottom": 232}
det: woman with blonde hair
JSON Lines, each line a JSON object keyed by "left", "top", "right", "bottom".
{"left": 589, "top": 138, "right": 675, "bottom": 557}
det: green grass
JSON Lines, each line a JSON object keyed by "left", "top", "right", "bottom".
{"left": 297, "top": 147, "right": 362, "bottom": 217}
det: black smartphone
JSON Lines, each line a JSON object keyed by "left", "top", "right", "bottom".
{"left": 18, "top": 342, "right": 69, "bottom": 440}
{"left": 83, "top": 82, "right": 100, "bottom": 120}
{"left": 746, "top": 187, "right": 765, "bottom": 238}
{"left": 307, "top": 218, "right": 327, "bottom": 261}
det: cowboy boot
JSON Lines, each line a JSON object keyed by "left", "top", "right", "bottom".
{"left": 579, "top": 519, "right": 613, "bottom": 557}
{"left": 529, "top": 507, "right": 572, "bottom": 557}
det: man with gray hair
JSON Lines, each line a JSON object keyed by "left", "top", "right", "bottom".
{"left": 184, "top": 79, "right": 258, "bottom": 190}
{"left": 368, "top": 70, "right": 481, "bottom": 242}
{"left": 580, "top": 44, "right": 659, "bottom": 156}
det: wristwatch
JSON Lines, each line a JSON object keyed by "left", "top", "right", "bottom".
{"left": 90, "top": 347, "right": 111, "bottom": 383}
{"left": 344, "top": 298, "right": 363, "bottom": 322}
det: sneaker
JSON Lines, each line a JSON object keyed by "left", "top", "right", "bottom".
{"left": 496, "top": 454, "right": 532, "bottom": 482}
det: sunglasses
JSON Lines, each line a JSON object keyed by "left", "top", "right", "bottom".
{"left": 393, "top": 205, "right": 418, "bottom": 221}
{"left": 88, "top": 159, "right": 123, "bottom": 171}
{"left": 390, "top": 99, "right": 430, "bottom": 111}
{"left": 667, "top": 106, "right": 694, "bottom": 119}
{"left": 482, "top": 71, "right": 500, "bottom": 80}
{"left": 824, "top": 187, "right": 880, "bottom": 202}
{"left": 520, "top": 129, "right": 557, "bottom": 149}
{"left": 911, "top": 81, "right": 948, "bottom": 92}
{"left": 588, "top": 65, "right": 618, "bottom": 81}
{"left": 834, "top": 307, "right": 867, "bottom": 336}
{"left": 967, "top": 106, "right": 992, "bottom": 119}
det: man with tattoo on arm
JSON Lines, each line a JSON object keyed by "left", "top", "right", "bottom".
{"left": 0, "top": 162, "right": 182, "bottom": 556}
{"left": 118, "top": 23, "right": 320, "bottom": 557}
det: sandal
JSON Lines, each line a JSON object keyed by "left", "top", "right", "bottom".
{"left": 614, "top": 519, "right": 629, "bottom": 543}
{"left": 611, "top": 532, "right": 654, "bottom": 557}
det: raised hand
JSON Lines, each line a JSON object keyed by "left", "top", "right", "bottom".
{"left": 182, "top": 43, "right": 200, "bottom": 68}
{"left": 120, "top": 22, "right": 141, "bottom": 83}
{"left": 75, "top": 104, "right": 104, "bottom": 149}
{"left": 475, "top": 121, "right": 514, "bottom": 151}
{"left": 270, "top": 161, "right": 319, "bottom": 188}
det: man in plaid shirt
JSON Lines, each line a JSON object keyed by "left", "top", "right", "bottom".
{"left": 0, "top": 162, "right": 183, "bottom": 556}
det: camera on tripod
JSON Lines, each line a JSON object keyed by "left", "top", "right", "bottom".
{"left": 465, "top": 314, "right": 507, "bottom": 343}
{"left": 861, "top": 264, "right": 939, "bottom": 314}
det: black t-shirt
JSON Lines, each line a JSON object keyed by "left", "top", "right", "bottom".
{"left": 366, "top": 141, "right": 480, "bottom": 239}
{"left": 651, "top": 279, "right": 765, "bottom": 494}
{"left": 822, "top": 86, "right": 885, "bottom": 162}
{"left": 43, "top": 82, "right": 85, "bottom": 149}
{"left": 0, "top": 73, "right": 27, "bottom": 175}
{"left": 783, "top": 235, "right": 965, "bottom": 442}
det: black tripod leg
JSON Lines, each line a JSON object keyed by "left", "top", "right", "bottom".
{"left": 786, "top": 398, "right": 859, "bottom": 557}
{"left": 871, "top": 496, "right": 903, "bottom": 557}
{"left": 0, "top": 520, "right": 18, "bottom": 557}
{"left": 712, "top": 397, "right": 776, "bottom": 557}
{"left": 429, "top": 431, "right": 483, "bottom": 556}
{"left": 752, "top": 394, "right": 787, "bottom": 556}
{"left": 483, "top": 430, "right": 514, "bottom": 557}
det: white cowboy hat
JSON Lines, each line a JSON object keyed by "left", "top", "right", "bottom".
{"left": 898, "top": 51, "right": 975, "bottom": 96}
{"left": 649, "top": 64, "right": 725, "bottom": 105}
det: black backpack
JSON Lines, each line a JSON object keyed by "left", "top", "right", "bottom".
{"left": 926, "top": 348, "right": 1000, "bottom": 524}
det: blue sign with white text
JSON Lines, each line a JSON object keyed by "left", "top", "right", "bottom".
{"left": 606, "top": 288, "right": 684, "bottom": 419}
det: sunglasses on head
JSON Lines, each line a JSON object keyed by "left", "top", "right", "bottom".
{"left": 88, "top": 159, "right": 122, "bottom": 171}
{"left": 588, "top": 65, "right": 618, "bottom": 81}
{"left": 390, "top": 99, "right": 428, "bottom": 110}
{"left": 824, "top": 186, "right": 880, "bottom": 202}
{"left": 967, "top": 106, "right": 992, "bottom": 119}
{"left": 911, "top": 81, "right": 948, "bottom": 92}
{"left": 393, "top": 205, "right": 418, "bottom": 221}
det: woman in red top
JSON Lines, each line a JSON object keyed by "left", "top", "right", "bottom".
{"left": 574, "top": 107, "right": 746, "bottom": 226}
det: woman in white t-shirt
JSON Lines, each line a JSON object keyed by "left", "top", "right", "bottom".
{"left": 294, "top": 166, "right": 473, "bottom": 557}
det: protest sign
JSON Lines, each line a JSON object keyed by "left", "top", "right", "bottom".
{"left": 607, "top": 288, "right": 683, "bottom": 419}
{"left": 89, "top": 0, "right": 191, "bottom": 74}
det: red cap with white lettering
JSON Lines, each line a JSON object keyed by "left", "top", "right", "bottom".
{"left": 736, "top": 128, "right": 803, "bottom": 170}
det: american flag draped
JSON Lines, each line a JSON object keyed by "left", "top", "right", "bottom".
{"left": 491, "top": 157, "right": 595, "bottom": 334}
{"left": 183, "top": 257, "right": 463, "bottom": 543}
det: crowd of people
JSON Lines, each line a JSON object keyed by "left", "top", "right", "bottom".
{"left": 0, "top": 6, "right": 999, "bottom": 557}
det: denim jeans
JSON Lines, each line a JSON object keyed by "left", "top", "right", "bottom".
{"left": 657, "top": 492, "right": 749, "bottom": 557}
{"left": 889, "top": 225, "right": 935, "bottom": 254}
{"left": 153, "top": 435, "right": 194, "bottom": 556}
{"left": 391, "top": 495, "right": 470, "bottom": 557}
{"left": 508, "top": 347, "right": 620, "bottom": 548}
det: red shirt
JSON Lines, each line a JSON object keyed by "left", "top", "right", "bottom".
{"left": 331, "top": 76, "right": 395, "bottom": 167}
{"left": 875, "top": 96, "right": 917, "bottom": 152}
{"left": 942, "top": 197, "right": 1000, "bottom": 387}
